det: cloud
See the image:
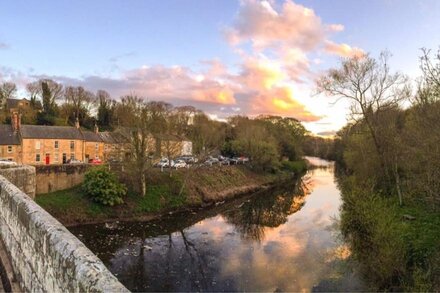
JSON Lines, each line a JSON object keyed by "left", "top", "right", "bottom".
{"left": 33, "top": 64, "right": 236, "bottom": 105}
{"left": 225, "top": 0, "right": 328, "bottom": 51}
{"left": 108, "top": 51, "right": 136, "bottom": 63}
{"left": 0, "top": 42, "right": 10, "bottom": 50}
{"left": 247, "top": 86, "right": 322, "bottom": 121}
{"left": 324, "top": 41, "right": 364, "bottom": 57}
{"left": 2, "top": 0, "right": 361, "bottom": 128}
{"left": 316, "top": 130, "right": 337, "bottom": 137}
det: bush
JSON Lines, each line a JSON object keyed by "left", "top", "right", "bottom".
{"left": 82, "top": 166, "right": 126, "bottom": 206}
{"left": 281, "top": 160, "right": 307, "bottom": 173}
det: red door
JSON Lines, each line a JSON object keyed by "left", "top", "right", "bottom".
{"left": 45, "top": 154, "right": 50, "bottom": 165}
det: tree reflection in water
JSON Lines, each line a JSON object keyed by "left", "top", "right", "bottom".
{"left": 223, "top": 176, "right": 312, "bottom": 242}
{"left": 68, "top": 165, "right": 366, "bottom": 292}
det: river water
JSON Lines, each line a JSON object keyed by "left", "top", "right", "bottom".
{"left": 70, "top": 158, "right": 365, "bottom": 292}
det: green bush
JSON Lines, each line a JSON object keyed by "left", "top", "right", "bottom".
{"left": 281, "top": 160, "right": 307, "bottom": 173}
{"left": 82, "top": 167, "right": 126, "bottom": 206}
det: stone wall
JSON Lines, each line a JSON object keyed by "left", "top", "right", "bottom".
{"left": 35, "top": 164, "right": 92, "bottom": 194}
{"left": 0, "top": 165, "right": 35, "bottom": 199}
{"left": 0, "top": 175, "right": 128, "bottom": 292}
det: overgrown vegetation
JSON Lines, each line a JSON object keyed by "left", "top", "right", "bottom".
{"left": 82, "top": 167, "right": 127, "bottom": 206}
{"left": 315, "top": 48, "right": 440, "bottom": 290}
{"left": 36, "top": 166, "right": 289, "bottom": 226}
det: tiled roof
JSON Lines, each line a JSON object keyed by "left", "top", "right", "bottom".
{"left": 82, "top": 130, "right": 102, "bottom": 142}
{"left": 0, "top": 125, "right": 20, "bottom": 145}
{"left": 20, "top": 125, "right": 83, "bottom": 140}
{"left": 98, "top": 132, "right": 116, "bottom": 143}
{"left": 6, "top": 98, "right": 30, "bottom": 109}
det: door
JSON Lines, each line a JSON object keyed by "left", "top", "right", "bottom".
{"left": 45, "top": 153, "right": 50, "bottom": 165}
{"left": 62, "top": 153, "right": 67, "bottom": 164}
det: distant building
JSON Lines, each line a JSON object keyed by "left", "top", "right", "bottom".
{"left": 0, "top": 112, "right": 192, "bottom": 165}
{"left": 6, "top": 98, "right": 31, "bottom": 113}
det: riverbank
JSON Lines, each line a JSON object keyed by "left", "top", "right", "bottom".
{"left": 339, "top": 178, "right": 440, "bottom": 291}
{"left": 36, "top": 163, "right": 305, "bottom": 226}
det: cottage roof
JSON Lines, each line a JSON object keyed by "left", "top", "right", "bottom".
{"left": 20, "top": 125, "right": 83, "bottom": 140}
{"left": 6, "top": 98, "right": 30, "bottom": 109}
{"left": 98, "top": 132, "right": 116, "bottom": 143}
{"left": 0, "top": 125, "right": 20, "bottom": 145}
{"left": 82, "top": 130, "right": 102, "bottom": 142}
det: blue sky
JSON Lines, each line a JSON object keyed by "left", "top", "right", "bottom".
{"left": 1, "top": 0, "right": 440, "bottom": 134}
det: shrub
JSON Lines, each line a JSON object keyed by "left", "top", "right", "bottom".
{"left": 281, "top": 160, "right": 307, "bottom": 173}
{"left": 82, "top": 166, "right": 126, "bottom": 206}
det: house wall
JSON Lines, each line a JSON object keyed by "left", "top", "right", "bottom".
{"left": 21, "top": 138, "right": 84, "bottom": 165}
{"left": 84, "top": 141, "right": 104, "bottom": 161}
{"left": 0, "top": 145, "right": 22, "bottom": 163}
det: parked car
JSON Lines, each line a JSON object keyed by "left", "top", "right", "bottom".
{"left": 0, "top": 159, "right": 18, "bottom": 166}
{"left": 88, "top": 158, "right": 102, "bottom": 165}
{"left": 176, "top": 156, "right": 198, "bottom": 164}
{"left": 204, "top": 157, "right": 220, "bottom": 166}
{"left": 67, "top": 159, "right": 82, "bottom": 164}
{"left": 174, "top": 159, "right": 187, "bottom": 169}
{"left": 228, "top": 157, "right": 239, "bottom": 165}
{"left": 237, "top": 156, "right": 249, "bottom": 164}
{"left": 155, "top": 158, "right": 174, "bottom": 168}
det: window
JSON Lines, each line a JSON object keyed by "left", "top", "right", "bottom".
{"left": 95, "top": 143, "right": 99, "bottom": 150}
{"left": 36, "top": 141, "right": 41, "bottom": 150}
{"left": 54, "top": 141, "right": 59, "bottom": 149}
{"left": 35, "top": 154, "right": 41, "bottom": 162}
{"left": 70, "top": 141, "right": 75, "bottom": 150}
{"left": 7, "top": 145, "right": 12, "bottom": 153}
{"left": 54, "top": 153, "right": 59, "bottom": 162}
{"left": 70, "top": 153, "right": 75, "bottom": 160}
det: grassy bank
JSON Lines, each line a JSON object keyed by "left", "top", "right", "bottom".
{"left": 340, "top": 178, "right": 440, "bottom": 291}
{"left": 36, "top": 164, "right": 300, "bottom": 226}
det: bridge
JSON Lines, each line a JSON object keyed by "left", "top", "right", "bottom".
{"left": 0, "top": 165, "right": 128, "bottom": 292}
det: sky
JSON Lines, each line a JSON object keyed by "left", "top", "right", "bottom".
{"left": 1, "top": 0, "right": 440, "bottom": 135}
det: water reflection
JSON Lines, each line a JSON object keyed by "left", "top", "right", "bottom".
{"left": 70, "top": 162, "right": 364, "bottom": 292}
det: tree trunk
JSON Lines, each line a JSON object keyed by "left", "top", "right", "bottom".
{"left": 393, "top": 156, "right": 403, "bottom": 206}
{"left": 141, "top": 172, "right": 146, "bottom": 196}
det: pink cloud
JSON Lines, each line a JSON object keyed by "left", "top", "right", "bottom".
{"left": 324, "top": 41, "right": 364, "bottom": 58}
{"left": 226, "top": 0, "right": 327, "bottom": 51}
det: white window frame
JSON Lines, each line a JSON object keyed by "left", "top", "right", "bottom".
{"left": 70, "top": 141, "right": 75, "bottom": 151}
{"left": 36, "top": 141, "right": 41, "bottom": 150}
{"left": 7, "top": 145, "right": 12, "bottom": 153}
{"left": 54, "top": 140, "right": 59, "bottom": 149}
{"left": 35, "top": 154, "right": 41, "bottom": 162}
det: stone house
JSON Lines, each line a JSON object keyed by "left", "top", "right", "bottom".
{"left": 0, "top": 113, "right": 193, "bottom": 165}
{"left": 0, "top": 124, "right": 21, "bottom": 162}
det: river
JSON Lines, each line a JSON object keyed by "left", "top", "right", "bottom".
{"left": 69, "top": 157, "right": 365, "bottom": 292}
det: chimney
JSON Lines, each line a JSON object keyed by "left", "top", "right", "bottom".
{"left": 11, "top": 112, "right": 21, "bottom": 132}
{"left": 75, "top": 117, "right": 80, "bottom": 129}
{"left": 94, "top": 123, "right": 99, "bottom": 134}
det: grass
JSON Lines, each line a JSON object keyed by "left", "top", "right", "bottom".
{"left": 339, "top": 180, "right": 440, "bottom": 291}
{"left": 280, "top": 159, "right": 308, "bottom": 173}
{"left": 35, "top": 165, "right": 289, "bottom": 226}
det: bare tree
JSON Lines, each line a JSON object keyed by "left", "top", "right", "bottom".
{"left": 0, "top": 82, "right": 17, "bottom": 108}
{"left": 317, "top": 52, "right": 410, "bottom": 204}
{"left": 126, "top": 97, "right": 154, "bottom": 196}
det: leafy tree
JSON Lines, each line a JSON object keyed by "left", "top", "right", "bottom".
{"left": 96, "top": 90, "right": 114, "bottom": 130}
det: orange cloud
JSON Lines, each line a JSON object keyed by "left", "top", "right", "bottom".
{"left": 237, "top": 56, "right": 286, "bottom": 90}
{"left": 250, "top": 86, "right": 322, "bottom": 122}
{"left": 324, "top": 41, "right": 364, "bottom": 58}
